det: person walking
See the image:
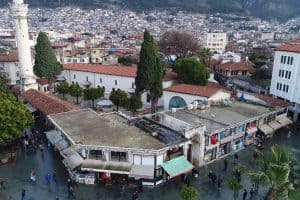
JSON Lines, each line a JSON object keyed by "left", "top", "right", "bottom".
{"left": 45, "top": 173, "right": 52, "bottom": 191}
{"left": 53, "top": 170, "right": 57, "bottom": 183}
{"left": 68, "top": 186, "right": 75, "bottom": 199}
{"left": 223, "top": 159, "right": 228, "bottom": 171}
{"left": 217, "top": 175, "right": 222, "bottom": 190}
{"left": 21, "top": 188, "right": 26, "bottom": 200}
{"left": 30, "top": 169, "right": 36, "bottom": 182}
{"left": 234, "top": 154, "right": 238, "bottom": 164}
{"left": 243, "top": 189, "right": 248, "bottom": 200}
{"left": 250, "top": 184, "right": 256, "bottom": 199}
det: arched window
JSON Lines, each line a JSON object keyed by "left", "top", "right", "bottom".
{"left": 169, "top": 96, "right": 187, "bottom": 109}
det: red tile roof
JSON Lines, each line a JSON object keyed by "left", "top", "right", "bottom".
{"left": 0, "top": 51, "right": 18, "bottom": 62}
{"left": 253, "top": 93, "right": 289, "bottom": 108}
{"left": 216, "top": 61, "right": 254, "bottom": 71}
{"left": 22, "top": 89, "right": 79, "bottom": 115}
{"left": 276, "top": 39, "right": 300, "bottom": 53}
{"left": 63, "top": 63, "right": 177, "bottom": 81}
{"left": 36, "top": 78, "right": 49, "bottom": 85}
{"left": 164, "top": 82, "right": 231, "bottom": 97}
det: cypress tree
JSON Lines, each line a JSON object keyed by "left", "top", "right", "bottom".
{"left": 135, "top": 30, "right": 164, "bottom": 113}
{"left": 34, "top": 32, "right": 62, "bottom": 92}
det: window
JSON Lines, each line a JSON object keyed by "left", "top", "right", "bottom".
{"left": 146, "top": 93, "right": 151, "bottom": 103}
{"left": 285, "top": 71, "right": 288, "bottom": 78}
{"left": 286, "top": 85, "right": 289, "bottom": 93}
{"left": 73, "top": 74, "right": 76, "bottom": 79}
{"left": 287, "top": 56, "right": 290, "bottom": 65}
{"left": 72, "top": 81, "right": 74, "bottom": 84}
{"left": 283, "top": 84, "right": 286, "bottom": 92}
{"left": 110, "top": 151, "right": 127, "bottom": 162}
{"left": 278, "top": 70, "right": 281, "bottom": 77}
{"left": 288, "top": 71, "right": 291, "bottom": 79}
{"left": 73, "top": 59, "right": 77, "bottom": 63}
{"left": 277, "top": 82, "right": 279, "bottom": 90}
{"left": 89, "top": 150, "right": 102, "bottom": 160}
{"left": 80, "top": 59, "right": 85, "bottom": 63}
{"left": 99, "top": 78, "right": 102, "bottom": 83}
{"left": 115, "top": 80, "right": 117, "bottom": 86}
{"left": 281, "top": 55, "right": 284, "bottom": 63}
{"left": 279, "top": 83, "right": 282, "bottom": 90}
{"left": 67, "top": 58, "right": 72, "bottom": 63}
{"left": 290, "top": 57, "right": 294, "bottom": 65}
{"left": 132, "top": 82, "right": 135, "bottom": 89}
{"left": 284, "top": 56, "right": 287, "bottom": 64}
{"left": 86, "top": 76, "right": 88, "bottom": 81}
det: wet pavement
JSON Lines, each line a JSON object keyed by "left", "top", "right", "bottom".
{"left": 0, "top": 124, "right": 299, "bottom": 200}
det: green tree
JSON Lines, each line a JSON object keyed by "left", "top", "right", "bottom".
{"left": 109, "top": 89, "right": 128, "bottom": 111}
{"left": 174, "top": 57, "right": 209, "bottom": 85}
{"left": 0, "top": 73, "right": 9, "bottom": 93}
{"left": 0, "top": 92, "right": 33, "bottom": 146}
{"left": 83, "top": 87, "right": 104, "bottom": 108}
{"left": 126, "top": 95, "right": 142, "bottom": 116}
{"left": 199, "top": 48, "right": 214, "bottom": 69}
{"left": 69, "top": 83, "right": 83, "bottom": 104}
{"left": 135, "top": 30, "right": 165, "bottom": 113}
{"left": 180, "top": 184, "right": 199, "bottom": 200}
{"left": 228, "top": 178, "right": 242, "bottom": 200}
{"left": 57, "top": 81, "right": 69, "bottom": 99}
{"left": 34, "top": 32, "right": 62, "bottom": 92}
{"left": 239, "top": 145, "right": 295, "bottom": 200}
{"left": 118, "top": 55, "right": 138, "bottom": 66}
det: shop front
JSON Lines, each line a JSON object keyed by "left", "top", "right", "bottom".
{"left": 219, "top": 141, "right": 231, "bottom": 156}
{"left": 245, "top": 122, "right": 257, "bottom": 146}
{"left": 204, "top": 146, "right": 218, "bottom": 162}
{"left": 232, "top": 137, "right": 244, "bottom": 151}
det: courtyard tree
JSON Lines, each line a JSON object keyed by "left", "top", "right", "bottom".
{"left": 135, "top": 30, "right": 165, "bottom": 113}
{"left": 180, "top": 184, "right": 199, "bottom": 200}
{"left": 0, "top": 74, "right": 9, "bottom": 93}
{"left": 34, "top": 32, "right": 62, "bottom": 92}
{"left": 118, "top": 55, "right": 138, "bottom": 66}
{"left": 158, "top": 30, "right": 199, "bottom": 58}
{"left": 57, "top": 81, "right": 69, "bottom": 99}
{"left": 109, "top": 89, "right": 128, "bottom": 111}
{"left": 228, "top": 178, "right": 242, "bottom": 200}
{"left": 83, "top": 87, "right": 104, "bottom": 108}
{"left": 199, "top": 48, "right": 214, "bottom": 69}
{"left": 239, "top": 145, "right": 296, "bottom": 200}
{"left": 69, "top": 83, "right": 83, "bottom": 104}
{"left": 0, "top": 92, "right": 33, "bottom": 146}
{"left": 174, "top": 57, "right": 209, "bottom": 85}
{"left": 126, "top": 95, "right": 143, "bottom": 116}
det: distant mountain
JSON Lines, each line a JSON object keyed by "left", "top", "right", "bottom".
{"left": 2, "top": 0, "right": 300, "bottom": 21}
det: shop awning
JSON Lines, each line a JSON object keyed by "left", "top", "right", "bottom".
{"left": 258, "top": 124, "right": 274, "bottom": 136}
{"left": 25, "top": 103, "right": 37, "bottom": 113}
{"left": 129, "top": 165, "right": 154, "bottom": 180}
{"left": 62, "top": 153, "right": 84, "bottom": 170}
{"left": 277, "top": 116, "right": 293, "bottom": 127}
{"left": 161, "top": 156, "right": 193, "bottom": 178}
{"left": 45, "top": 130, "right": 63, "bottom": 145}
{"left": 55, "top": 139, "right": 69, "bottom": 151}
{"left": 81, "top": 159, "right": 131, "bottom": 174}
{"left": 247, "top": 127, "right": 258, "bottom": 134}
{"left": 268, "top": 120, "right": 282, "bottom": 131}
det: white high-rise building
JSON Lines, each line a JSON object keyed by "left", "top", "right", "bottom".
{"left": 10, "top": 0, "right": 37, "bottom": 92}
{"left": 204, "top": 32, "right": 228, "bottom": 53}
{"left": 270, "top": 40, "right": 300, "bottom": 121}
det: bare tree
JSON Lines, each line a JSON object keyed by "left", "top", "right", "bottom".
{"left": 158, "top": 30, "right": 200, "bottom": 58}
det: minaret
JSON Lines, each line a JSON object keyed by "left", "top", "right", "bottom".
{"left": 10, "top": 0, "right": 37, "bottom": 92}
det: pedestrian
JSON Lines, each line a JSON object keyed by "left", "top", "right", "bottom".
{"left": 243, "top": 189, "right": 248, "bottom": 200}
{"left": 234, "top": 154, "right": 238, "bottom": 164}
{"left": 131, "top": 190, "right": 138, "bottom": 200}
{"left": 217, "top": 175, "right": 222, "bottom": 189}
{"left": 0, "top": 177, "right": 5, "bottom": 190}
{"left": 68, "top": 186, "right": 75, "bottom": 199}
{"left": 250, "top": 184, "right": 256, "bottom": 199}
{"left": 208, "top": 171, "right": 213, "bottom": 183}
{"left": 235, "top": 169, "right": 241, "bottom": 182}
{"left": 223, "top": 159, "right": 228, "bottom": 171}
{"left": 53, "top": 170, "right": 57, "bottom": 183}
{"left": 21, "top": 188, "right": 26, "bottom": 200}
{"left": 138, "top": 180, "right": 143, "bottom": 193}
{"left": 30, "top": 169, "right": 36, "bottom": 182}
{"left": 67, "top": 178, "right": 72, "bottom": 188}
{"left": 55, "top": 197, "right": 59, "bottom": 200}
{"left": 45, "top": 173, "right": 52, "bottom": 185}
{"left": 212, "top": 173, "right": 217, "bottom": 185}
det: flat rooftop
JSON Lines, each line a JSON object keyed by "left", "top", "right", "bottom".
{"left": 48, "top": 109, "right": 166, "bottom": 150}
{"left": 166, "top": 101, "right": 273, "bottom": 132}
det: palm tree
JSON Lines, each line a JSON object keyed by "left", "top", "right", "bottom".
{"left": 239, "top": 145, "right": 295, "bottom": 200}
{"left": 199, "top": 48, "right": 214, "bottom": 69}
{"left": 228, "top": 178, "right": 242, "bottom": 200}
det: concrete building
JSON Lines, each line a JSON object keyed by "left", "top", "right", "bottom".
{"left": 0, "top": 51, "right": 20, "bottom": 85}
{"left": 10, "top": 0, "right": 37, "bottom": 91}
{"left": 61, "top": 63, "right": 177, "bottom": 106}
{"left": 270, "top": 40, "right": 300, "bottom": 121}
{"left": 152, "top": 96, "right": 291, "bottom": 166}
{"left": 215, "top": 61, "right": 255, "bottom": 79}
{"left": 47, "top": 109, "right": 193, "bottom": 186}
{"left": 163, "top": 82, "right": 232, "bottom": 110}
{"left": 205, "top": 32, "right": 228, "bottom": 53}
